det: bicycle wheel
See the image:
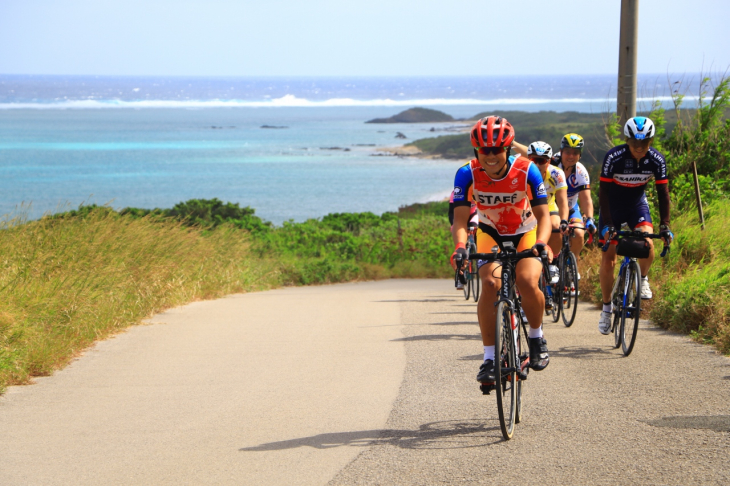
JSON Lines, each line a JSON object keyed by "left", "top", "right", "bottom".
{"left": 463, "top": 260, "right": 471, "bottom": 300}
{"left": 612, "top": 268, "right": 624, "bottom": 349}
{"left": 551, "top": 258, "right": 561, "bottom": 323}
{"left": 621, "top": 260, "right": 642, "bottom": 356}
{"left": 514, "top": 324, "right": 525, "bottom": 424}
{"left": 561, "top": 252, "right": 579, "bottom": 327}
{"left": 472, "top": 267, "right": 481, "bottom": 302}
{"left": 494, "top": 302, "right": 517, "bottom": 440}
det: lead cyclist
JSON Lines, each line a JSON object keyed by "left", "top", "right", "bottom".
{"left": 597, "top": 117, "right": 674, "bottom": 334}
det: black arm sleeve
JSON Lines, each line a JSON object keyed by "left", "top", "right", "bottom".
{"left": 656, "top": 183, "right": 671, "bottom": 227}
{"left": 599, "top": 180, "right": 613, "bottom": 227}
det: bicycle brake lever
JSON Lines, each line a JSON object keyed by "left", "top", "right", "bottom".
{"left": 660, "top": 245, "right": 670, "bottom": 258}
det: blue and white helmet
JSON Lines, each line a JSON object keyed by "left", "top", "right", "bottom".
{"left": 624, "top": 116, "right": 655, "bottom": 140}
{"left": 527, "top": 141, "right": 553, "bottom": 159}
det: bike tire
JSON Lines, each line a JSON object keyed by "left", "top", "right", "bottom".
{"left": 612, "top": 269, "right": 624, "bottom": 349}
{"left": 463, "top": 260, "right": 471, "bottom": 300}
{"left": 561, "top": 252, "right": 579, "bottom": 327}
{"left": 621, "top": 260, "right": 642, "bottom": 356}
{"left": 472, "top": 269, "right": 480, "bottom": 302}
{"left": 495, "top": 301, "right": 517, "bottom": 440}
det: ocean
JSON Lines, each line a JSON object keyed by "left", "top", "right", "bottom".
{"left": 0, "top": 74, "right": 692, "bottom": 223}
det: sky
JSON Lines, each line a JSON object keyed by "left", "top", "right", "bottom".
{"left": 0, "top": 0, "right": 728, "bottom": 77}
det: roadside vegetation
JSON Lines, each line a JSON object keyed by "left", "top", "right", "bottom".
{"left": 0, "top": 200, "right": 451, "bottom": 392}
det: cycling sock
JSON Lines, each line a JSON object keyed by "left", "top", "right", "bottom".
{"left": 528, "top": 326, "right": 543, "bottom": 339}
{"left": 603, "top": 302, "right": 612, "bottom": 313}
{"left": 483, "top": 346, "right": 495, "bottom": 361}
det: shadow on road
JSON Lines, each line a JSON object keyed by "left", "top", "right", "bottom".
{"left": 552, "top": 346, "right": 623, "bottom": 360}
{"left": 459, "top": 354, "right": 483, "bottom": 361}
{"left": 430, "top": 311, "right": 476, "bottom": 315}
{"left": 644, "top": 415, "right": 730, "bottom": 432}
{"left": 239, "top": 419, "right": 502, "bottom": 452}
{"left": 374, "top": 299, "right": 454, "bottom": 303}
{"left": 427, "top": 321, "right": 478, "bottom": 327}
{"left": 391, "top": 334, "right": 481, "bottom": 342}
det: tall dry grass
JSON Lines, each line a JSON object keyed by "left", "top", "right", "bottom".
{"left": 0, "top": 208, "right": 275, "bottom": 391}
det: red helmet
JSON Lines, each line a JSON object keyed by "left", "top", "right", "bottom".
{"left": 470, "top": 116, "right": 515, "bottom": 148}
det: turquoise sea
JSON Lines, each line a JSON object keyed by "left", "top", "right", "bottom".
{"left": 0, "top": 75, "right": 690, "bottom": 223}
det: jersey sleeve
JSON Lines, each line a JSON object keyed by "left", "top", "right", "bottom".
{"left": 600, "top": 148, "right": 618, "bottom": 183}
{"left": 452, "top": 164, "right": 473, "bottom": 207}
{"left": 552, "top": 167, "right": 568, "bottom": 191}
{"left": 526, "top": 161, "right": 548, "bottom": 206}
{"left": 574, "top": 163, "right": 591, "bottom": 191}
{"left": 652, "top": 149, "right": 669, "bottom": 185}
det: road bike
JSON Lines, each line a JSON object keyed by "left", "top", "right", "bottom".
{"left": 602, "top": 230, "right": 669, "bottom": 356}
{"left": 454, "top": 225, "right": 480, "bottom": 302}
{"left": 469, "top": 243, "right": 548, "bottom": 440}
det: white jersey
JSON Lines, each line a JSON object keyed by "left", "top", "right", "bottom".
{"left": 559, "top": 161, "right": 591, "bottom": 208}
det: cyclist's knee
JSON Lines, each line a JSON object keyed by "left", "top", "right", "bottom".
{"left": 481, "top": 276, "right": 499, "bottom": 291}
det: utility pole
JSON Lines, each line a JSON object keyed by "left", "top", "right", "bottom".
{"left": 617, "top": 0, "right": 638, "bottom": 127}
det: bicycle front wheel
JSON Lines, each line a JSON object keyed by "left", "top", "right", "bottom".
{"left": 472, "top": 267, "right": 480, "bottom": 302}
{"left": 495, "top": 302, "right": 517, "bottom": 440}
{"left": 621, "top": 260, "right": 642, "bottom": 356}
{"left": 561, "top": 252, "right": 579, "bottom": 327}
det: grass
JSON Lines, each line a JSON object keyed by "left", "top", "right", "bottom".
{"left": 0, "top": 201, "right": 454, "bottom": 393}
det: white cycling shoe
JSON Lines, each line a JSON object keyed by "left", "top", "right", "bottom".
{"left": 641, "top": 277, "right": 653, "bottom": 299}
{"left": 598, "top": 310, "right": 612, "bottom": 335}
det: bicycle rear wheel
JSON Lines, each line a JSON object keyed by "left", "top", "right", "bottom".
{"left": 494, "top": 302, "right": 517, "bottom": 440}
{"left": 621, "top": 260, "right": 642, "bottom": 356}
{"left": 463, "top": 261, "right": 471, "bottom": 300}
{"left": 561, "top": 252, "right": 579, "bottom": 327}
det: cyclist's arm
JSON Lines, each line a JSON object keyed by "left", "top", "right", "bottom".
{"left": 599, "top": 180, "right": 613, "bottom": 227}
{"left": 511, "top": 141, "right": 529, "bottom": 156}
{"left": 578, "top": 190, "right": 594, "bottom": 219}
{"left": 453, "top": 205, "right": 470, "bottom": 246}
{"left": 555, "top": 188, "right": 569, "bottom": 222}
{"left": 656, "top": 182, "right": 671, "bottom": 227}
{"left": 533, "top": 203, "right": 552, "bottom": 244}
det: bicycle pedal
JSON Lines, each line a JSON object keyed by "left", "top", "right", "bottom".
{"left": 480, "top": 383, "right": 495, "bottom": 395}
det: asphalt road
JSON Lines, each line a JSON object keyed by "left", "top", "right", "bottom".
{"left": 1, "top": 280, "right": 729, "bottom": 485}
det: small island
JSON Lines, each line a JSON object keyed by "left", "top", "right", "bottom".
{"left": 366, "top": 107, "right": 454, "bottom": 124}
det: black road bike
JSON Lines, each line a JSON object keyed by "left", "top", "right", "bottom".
{"left": 469, "top": 243, "right": 548, "bottom": 440}
{"left": 602, "top": 230, "right": 669, "bottom": 356}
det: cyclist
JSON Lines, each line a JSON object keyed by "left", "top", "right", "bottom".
{"left": 557, "top": 134, "right": 597, "bottom": 268}
{"left": 450, "top": 116, "right": 553, "bottom": 386}
{"left": 527, "top": 141, "right": 568, "bottom": 289}
{"left": 597, "top": 116, "right": 674, "bottom": 334}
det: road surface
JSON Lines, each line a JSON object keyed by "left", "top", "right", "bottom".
{"left": 1, "top": 280, "right": 728, "bottom": 485}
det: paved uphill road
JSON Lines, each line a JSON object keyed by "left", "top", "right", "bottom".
{"left": 1, "top": 280, "right": 729, "bottom": 485}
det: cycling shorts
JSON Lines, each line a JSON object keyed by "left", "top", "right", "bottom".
{"left": 569, "top": 204, "right": 582, "bottom": 223}
{"left": 598, "top": 201, "right": 652, "bottom": 244}
{"left": 477, "top": 225, "right": 537, "bottom": 255}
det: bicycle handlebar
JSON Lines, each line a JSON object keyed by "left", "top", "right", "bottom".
{"left": 601, "top": 230, "right": 671, "bottom": 257}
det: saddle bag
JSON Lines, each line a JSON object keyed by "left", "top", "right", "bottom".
{"left": 616, "top": 237, "right": 650, "bottom": 259}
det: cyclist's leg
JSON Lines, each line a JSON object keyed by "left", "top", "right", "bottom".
{"left": 629, "top": 202, "right": 655, "bottom": 278}
{"left": 476, "top": 228, "right": 501, "bottom": 347}
{"left": 598, "top": 213, "right": 619, "bottom": 304}
{"left": 514, "top": 229, "right": 544, "bottom": 331}
{"left": 548, "top": 211, "right": 562, "bottom": 259}
{"left": 568, "top": 205, "right": 585, "bottom": 264}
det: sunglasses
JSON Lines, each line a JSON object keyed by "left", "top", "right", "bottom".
{"left": 529, "top": 156, "right": 550, "bottom": 165}
{"left": 476, "top": 146, "right": 507, "bottom": 155}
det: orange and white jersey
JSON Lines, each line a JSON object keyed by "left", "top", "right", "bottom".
{"left": 453, "top": 155, "right": 547, "bottom": 236}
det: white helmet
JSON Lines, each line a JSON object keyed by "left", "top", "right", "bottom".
{"left": 527, "top": 141, "right": 553, "bottom": 159}
{"left": 624, "top": 116, "right": 655, "bottom": 140}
